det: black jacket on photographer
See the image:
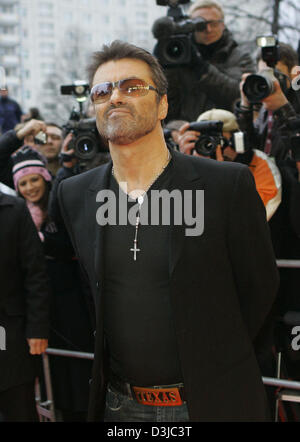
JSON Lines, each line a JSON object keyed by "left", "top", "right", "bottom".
{"left": 235, "top": 89, "right": 300, "bottom": 166}
{"left": 236, "top": 99, "right": 300, "bottom": 255}
{"left": 164, "top": 29, "right": 255, "bottom": 123}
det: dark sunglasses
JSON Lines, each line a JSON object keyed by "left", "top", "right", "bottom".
{"left": 90, "top": 77, "right": 159, "bottom": 104}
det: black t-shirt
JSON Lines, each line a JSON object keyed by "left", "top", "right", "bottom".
{"left": 103, "top": 160, "right": 183, "bottom": 386}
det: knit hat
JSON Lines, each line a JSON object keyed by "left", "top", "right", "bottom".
{"left": 197, "top": 108, "right": 239, "bottom": 132}
{"left": 12, "top": 146, "right": 52, "bottom": 190}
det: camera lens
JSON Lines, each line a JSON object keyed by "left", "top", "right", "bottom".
{"left": 243, "top": 74, "right": 274, "bottom": 103}
{"left": 195, "top": 135, "right": 218, "bottom": 157}
{"left": 165, "top": 39, "right": 185, "bottom": 61}
{"left": 75, "top": 134, "right": 97, "bottom": 160}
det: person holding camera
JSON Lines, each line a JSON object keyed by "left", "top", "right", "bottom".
{"left": 235, "top": 42, "right": 300, "bottom": 167}
{"left": 0, "top": 119, "right": 63, "bottom": 190}
{"left": 178, "top": 108, "right": 282, "bottom": 222}
{"left": 0, "top": 119, "right": 47, "bottom": 189}
{"left": 161, "top": 0, "right": 254, "bottom": 123}
{"left": 236, "top": 42, "right": 300, "bottom": 386}
{"left": 57, "top": 40, "right": 279, "bottom": 422}
{"left": 235, "top": 42, "right": 300, "bottom": 256}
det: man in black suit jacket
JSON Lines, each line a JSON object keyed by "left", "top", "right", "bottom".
{"left": 0, "top": 192, "right": 49, "bottom": 421}
{"left": 58, "top": 40, "right": 279, "bottom": 422}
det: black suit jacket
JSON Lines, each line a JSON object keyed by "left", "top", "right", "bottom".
{"left": 0, "top": 192, "right": 50, "bottom": 392}
{"left": 58, "top": 149, "right": 279, "bottom": 421}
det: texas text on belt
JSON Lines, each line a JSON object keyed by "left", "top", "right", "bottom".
{"left": 109, "top": 374, "right": 186, "bottom": 407}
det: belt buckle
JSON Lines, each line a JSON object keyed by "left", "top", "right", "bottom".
{"left": 132, "top": 386, "right": 183, "bottom": 407}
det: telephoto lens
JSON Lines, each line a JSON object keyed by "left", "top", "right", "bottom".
{"left": 243, "top": 68, "right": 276, "bottom": 103}
{"left": 243, "top": 72, "right": 275, "bottom": 103}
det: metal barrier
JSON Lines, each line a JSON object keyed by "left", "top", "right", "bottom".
{"left": 277, "top": 260, "right": 300, "bottom": 268}
{"left": 37, "top": 348, "right": 300, "bottom": 422}
{"left": 35, "top": 349, "right": 94, "bottom": 422}
{"left": 36, "top": 259, "right": 300, "bottom": 422}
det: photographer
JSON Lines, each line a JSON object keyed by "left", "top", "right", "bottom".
{"left": 178, "top": 108, "right": 282, "bottom": 221}
{"left": 35, "top": 123, "right": 63, "bottom": 177}
{"left": 235, "top": 41, "right": 300, "bottom": 256}
{"left": 235, "top": 42, "right": 300, "bottom": 166}
{"left": 157, "top": 0, "right": 254, "bottom": 122}
{"left": 0, "top": 119, "right": 47, "bottom": 189}
{"left": 236, "top": 40, "right": 300, "bottom": 384}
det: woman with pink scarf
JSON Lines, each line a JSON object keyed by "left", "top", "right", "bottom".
{"left": 12, "top": 146, "right": 52, "bottom": 240}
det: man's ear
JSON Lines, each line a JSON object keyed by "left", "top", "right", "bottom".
{"left": 158, "top": 94, "right": 168, "bottom": 120}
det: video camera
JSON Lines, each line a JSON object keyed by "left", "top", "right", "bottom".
{"left": 60, "top": 81, "right": 108, "bottom": 172}
{"left": 152, "top": 0, "right": 207, "bottom": 66}
{"left": 243, "top": 36, "right": 289, "bottom": 103}
{"left": 188, "top": 120, "right": 248, "bottom": 158}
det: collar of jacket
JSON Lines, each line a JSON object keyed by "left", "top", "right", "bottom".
{"left": 196, "top": 28, "right": 238, "bottom": 63}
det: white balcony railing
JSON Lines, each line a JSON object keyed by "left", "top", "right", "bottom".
{"left": 5, "top": 75, "right": 20, "bottom": 86}
{"left": 0, "top": 34, "right": 19, "bottom": 47}
{"left": 0, "top": 13, "right": 18, "bottom": 26}
{"left": 1, "top": 54, "right": 19, "bottom": 67}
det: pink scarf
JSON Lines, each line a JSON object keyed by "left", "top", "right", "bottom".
{"left": 26, "top": 201, "right": 46, "bottom": 237}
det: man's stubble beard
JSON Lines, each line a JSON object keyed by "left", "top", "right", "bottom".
{"left": 97, "top": 104, "right": 159, "bottom": 145}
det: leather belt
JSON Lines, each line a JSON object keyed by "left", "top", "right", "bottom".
{"left": 109, "top": 374, "right": 186, "bottom": 407}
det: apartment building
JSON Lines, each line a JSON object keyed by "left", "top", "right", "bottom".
{"left": 0, "top": 0, "right": 168, "bottom": 118}
{"left": 0, "top": 0, "right": 277, "bottom": 120}
{"left": 0, "top": 0, "right": 21, "bottom": 99}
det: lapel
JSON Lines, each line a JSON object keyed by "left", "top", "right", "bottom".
{"left": 84, "top": 161, "right": 112, "bottom": 288}
{"left": 168, "top": 150, "right": 205, "bottom": 276}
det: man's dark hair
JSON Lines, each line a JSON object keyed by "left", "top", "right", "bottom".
{"left": 87, "top": 40, "right": 168, "bottom": 98}
{"left": 256, "top": 42, "right": 298, "bottom": 73}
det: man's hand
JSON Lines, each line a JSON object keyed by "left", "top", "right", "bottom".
{"left": 27, "top": 338, "right": 48, "bottom": 355}
{"left": 261, "top": 79, "right": 288, "bottom": 112}
{"left": 60, "top": 132, "right": 77, "bottom": 168}
{"left": 16, "top": 119, "right": 47, "bottom": 140}
{"left": 178, "top": 122, "right": 200, "bottom": 155}
{"left": 239, "top": 73, "right": 252, "bottom": 108}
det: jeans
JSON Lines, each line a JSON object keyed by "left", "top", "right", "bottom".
{"left": 104, "top": 385, "right": 190, "bottom": 422}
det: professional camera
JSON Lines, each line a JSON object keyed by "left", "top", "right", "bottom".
{"left": 152, "top": 0, "right": 207, "bottom": 66}
{"left": 63, "top": 116, "right": 103, "bottom": 161}
{"left": 61, "top": 81, "right": 108, "bottom": 172}
{"left": 188, "top": 120, "right": 224, "bottom": 157}
{"left": 243, "top": 36, "right": 288, "bottom": 103}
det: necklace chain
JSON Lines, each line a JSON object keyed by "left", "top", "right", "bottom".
{"left": 112, "top": 150, "right": 171, "bottom": 261}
